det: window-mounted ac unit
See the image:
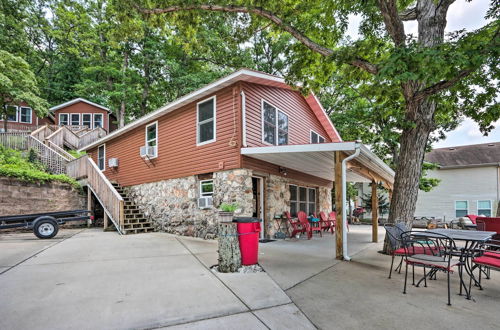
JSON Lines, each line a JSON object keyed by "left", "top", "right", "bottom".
{"left": 198, "top": 196, "right": 213, "bottom": 209}
{"left": 108, "top": 158, "right": 119, "bottom": 168}
{"left": 140, "top": 146, "right": 157, "bottom": 158}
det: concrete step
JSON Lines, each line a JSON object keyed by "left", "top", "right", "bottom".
{"left": 122, "top": 227, "right": 155, "bottom": 235}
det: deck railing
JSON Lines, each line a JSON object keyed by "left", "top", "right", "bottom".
{"left": 0, "top": 132, "right": 29, "bottom": 150}
{"left": 45, "top": 127, "right": 65, "bottom": 148}
{"left": 27, "top": 136, "right": 69, "bottom": 174}
{"left": 46, "top": 140, "right": 75, "bottom": 162}
{"left": 78, "top": 127, "right": 107, "bottom": 149}
{"left": 66, "top": 155, "right": 89, "bottom": 179}
{"left": 86, "top": 157, "right": 124, "bottom": 233}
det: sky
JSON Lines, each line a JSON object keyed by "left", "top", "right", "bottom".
{"left": 348, "top": 0, "right": 496, "bottom": 148}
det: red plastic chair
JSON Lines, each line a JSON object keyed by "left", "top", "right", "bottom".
{"left": 297, "top": 211, "right": 315, "bottom": 239}
{"left": 320, "top": 211, "right": 335, "bottom": 234}
{"left": 329, "top": 211, "right": 349, "bottom": 231}
{"left": 284, "top": 211, "right": 308, "bottom": 239}
{"left": 309, "top": 212, "right": 322, "bottom": 237}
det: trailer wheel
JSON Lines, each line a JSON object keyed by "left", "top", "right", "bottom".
{"left": 34, "top": 218, "right": 59, "bottom": 239}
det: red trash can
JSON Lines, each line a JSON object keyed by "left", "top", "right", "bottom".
{"left": 233, "top": 217, "right": 261, "bottom": 265}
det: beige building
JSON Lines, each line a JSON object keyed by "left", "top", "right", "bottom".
{"left": 415, "top": 143, "right": 500, "bottom": 221}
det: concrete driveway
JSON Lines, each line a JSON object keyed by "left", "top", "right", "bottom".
{"left": 0, "top": 229, "right": 313, "bottom": 329}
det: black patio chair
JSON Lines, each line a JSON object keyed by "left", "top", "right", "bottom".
{"left": 401, "top": 231, "right": 460, "bottom": 306}
{"left": 384, "top": 222, "right": 409, "bottom": 279}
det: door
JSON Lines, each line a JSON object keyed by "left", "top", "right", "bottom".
{"left": 252, "top": 176, "right": 264, "bottom": 239}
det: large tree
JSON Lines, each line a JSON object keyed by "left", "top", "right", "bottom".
{"left": 123, "top": 0, "right": 499, "bottom": 225}
{"left": 0, "top": 50, "right": 48, "bottom": 131}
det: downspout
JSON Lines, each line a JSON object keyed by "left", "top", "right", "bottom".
{"left": 240, "top": 90, "right": 247, "bottom": 147}
{"left": 342, "top": 141, "right": 361, "bottom": 261}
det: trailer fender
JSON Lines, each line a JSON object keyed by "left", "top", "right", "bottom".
{"left": 33, "top": 216, "right": 59, "bottom": 239}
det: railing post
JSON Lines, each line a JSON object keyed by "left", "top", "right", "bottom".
{"left": 119, "top": 200, "right": 125, "bottom": 232}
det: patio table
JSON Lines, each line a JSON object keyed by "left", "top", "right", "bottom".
{"left": 413, "top": 229, "right": 496, "bottom": 300}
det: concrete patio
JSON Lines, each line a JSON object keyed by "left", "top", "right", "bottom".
{"left": 1, "top": 226, "right": 499, "bottom": 329}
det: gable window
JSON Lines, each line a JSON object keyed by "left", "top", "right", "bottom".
{"left": 59, "top": 113, "right": 69, "bottom": 126}
{"left": 70, "top": 113, "right": 80, "bottom": 126}
{"left": 200, "top": 180, "right": 214, "bottom": 197}
{"left": 19, "top": 107, "right": 32, "bottom": 124}
{"left": 5, "top": 105, "right": 18, "bottom": 121}
{"left": 97, "top": 145, "right": 105, "bottom": 171}
{"left": 197, "top": 97, "right": 216, "bottom": 145}
{"left": 455, "top": 201, "right": 468, "bottom": 218}
{"left": 82, "top": 114, "right": 92, "bottom": 128}
{"left": 311, "top": 131, "right": 325, "bottom": 144}
{"left": 94, "top": 114, "right": 103, "bottom": 128}
{"left": 289, "top": 185, "right": 317, "bottom": 217}
{"left": 262, "top": 100, "right": 288, "bottom": 145}
{"left": 145, "top": 122, "right": 158, "bottom": 158}
{"left": 478, "top": 200, "right": 492, "bottom": 217}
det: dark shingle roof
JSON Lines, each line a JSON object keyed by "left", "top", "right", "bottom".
{"left": 425, "top": 142, "right": 500, "bottom": 168}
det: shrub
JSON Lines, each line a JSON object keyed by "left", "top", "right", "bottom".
{"left": 0, "top": 145, "right": 80, "bottom": 189}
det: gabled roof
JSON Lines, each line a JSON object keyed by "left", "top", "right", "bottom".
{"left": 425, "top": 142, "right": 500, "bottom": 168}
{"left": 50, "top": 98, "right": 111, "bottom": 113}
{"left": 81, "top": 68, "right": 341, "bottom": 151}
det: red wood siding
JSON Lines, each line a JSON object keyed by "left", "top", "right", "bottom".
{"left": 0, "top": 101, "right": 40, "bottom": 129}
{"left": 242, "top": 82, "right": 333, "bottom": 147}
{"left": 54, "top": 102, "right": 110, "bottom": 132}
{"left": 242, "top": 155, "right": 333, "bottom": 188}
{"left": 88, "top": 85, "right": 242, "bottom": 187}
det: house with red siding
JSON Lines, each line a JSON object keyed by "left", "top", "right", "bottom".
{"left": 80, "top": 69, "right": 394, "bottom": 243}
{"left": 0, "top": 101, "right": 46, "bottom": 131}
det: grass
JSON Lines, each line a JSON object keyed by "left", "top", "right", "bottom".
{"left": 0, "top": 146, "right": 80, "bottom": 189}
{"left": 67, "top": 149, "right": 86, "bottom": 159}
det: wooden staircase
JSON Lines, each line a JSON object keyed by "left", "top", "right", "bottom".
{"left": 111, "top": 182, "right": 154, "bottom": 234}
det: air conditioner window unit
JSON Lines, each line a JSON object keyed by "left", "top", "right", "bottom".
{"left": 198, "top": 196, "right": 213, "bottom": 209}
{"left": 108, "top": 158, "right": 119, "bottom": 168}
{"left": 140, "top": 145, "right": 157, "bottom": 158}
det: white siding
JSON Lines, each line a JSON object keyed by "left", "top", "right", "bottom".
{"left": 415, "top": 166, "right": 499, "bottom": 221}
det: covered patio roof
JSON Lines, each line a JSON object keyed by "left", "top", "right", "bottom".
{"left": 241, "top": 141, "right": 394, "bottom": 187}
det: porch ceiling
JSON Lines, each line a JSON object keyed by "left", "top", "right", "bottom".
{"left": 241, "top": 142, "right": 395, "bottom": 186}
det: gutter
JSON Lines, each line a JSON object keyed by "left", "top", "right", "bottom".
{"left": 341, "top": 141, "right": 361, "bottom": 261}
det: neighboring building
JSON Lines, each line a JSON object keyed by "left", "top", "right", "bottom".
{"left": 415, "top": 143, "right": 500, "bottom": 221}
{"left": 1, "top": 98, "right": 117, "bottom": 132}
{"left": 81, "top": 69, "right": 393, "bottom": 238}
{"left": 49, "top": 98, "right": 118, "bottom": 133}
{"left": 0, "top": 101, "right": 46, "bottom": 131}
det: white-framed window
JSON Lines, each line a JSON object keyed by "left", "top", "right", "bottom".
{"left": 200, "top": 180, "right": 214, "bottom": 197}
{"left": 19, "top": 107, "right": 32, "bottom": 124}
{"left": 5, "top": 105, "right": 18, "bottom": 121}
{"left": 310, "top": 131, "right": 325, "bottom": 144}
{"left": 70, "top": 113, "right": 80, "bottom": 126}
{"left": 145, "top": 121, "right": 158, "bottom": 158}
{"left": 197, "top": 96, "right": 216, "bottom": 145}
{"left": 82, "top": 114, "right": 92, "bottom": 128}
{"left": 455, "top": 201, "right": 468, "bottom": 218}
{"left": 59, "top": 113, "right": 69, "bottom": 126}
{"left": 477, "top": 200, "right": 492, "bottom": 217}
{"left": 94, "top": 113, "right": 103, "bottom": 128}
{"left": 262, "top": 100, "right": 288, "bottom": 145}
{"left": 97, "top": 144, "right": 105, "bottom": 171}
{"left": 289, "top": 184, "right": 317, "bottom": 217}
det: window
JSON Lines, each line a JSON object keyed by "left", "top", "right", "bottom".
{"left": 19, "top": 107, "right": 32, "bottom": 123}
{"left": 59, "top": 113, "right": 69, "bottom": 126}
{"left": 5, "top": 105, "right": 17, "bottom": 121}
{"left": 455, "top": 201, "right": 468, "bottom": 218}
{"left": 289, "top": 185, "right": 317, "bottom": 216}
{"left": 82, "top": 114, "right": 92, "bottom": 128}
{"left": 478, "top": 200, "right": 492, "bottom": 217}
{"left": 311, "top": 131, "right": 325, "bottom": 144}
{"left": 93, "top": 113, "right": 103, "bottom": 128}
{"left": 97, "top": 145, "right": 105, "bottom": 171}
{"left": 145, "top": 122, "right": 158, "bottom": 158}
{"left": 200, "top": 180, "right": 214, "bottom": 197}
{"left": 197, "top": 97, "right": 216, "bottom": 145}
{"left": 262, "top": 101, "right": 288, "bottom": 145}
{"left": 70, "top": 113, "right": 80, "bottom": 126}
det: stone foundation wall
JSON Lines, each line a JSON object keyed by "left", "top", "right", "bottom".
{"left": 124, "top": 169, "right": 332, "bottom": 239}
{"left": 0, "top": 177, "right": 85, "bottom": 216}
{"left": 125, "top": 169, "right": 253, "bottom": 239}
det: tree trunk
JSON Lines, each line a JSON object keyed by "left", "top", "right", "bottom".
{"left": 119, "top": 47, "right": 129, "bottom": 128}
{"left": 217, "top": 222, "right": 241, "bottom": 272}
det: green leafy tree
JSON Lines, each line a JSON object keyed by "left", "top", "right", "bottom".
{"left": 123, "top": 0, "right": 499, "bottom": 227}
{"left": 0, "top": 50, "right": 48, "bottom": 131}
